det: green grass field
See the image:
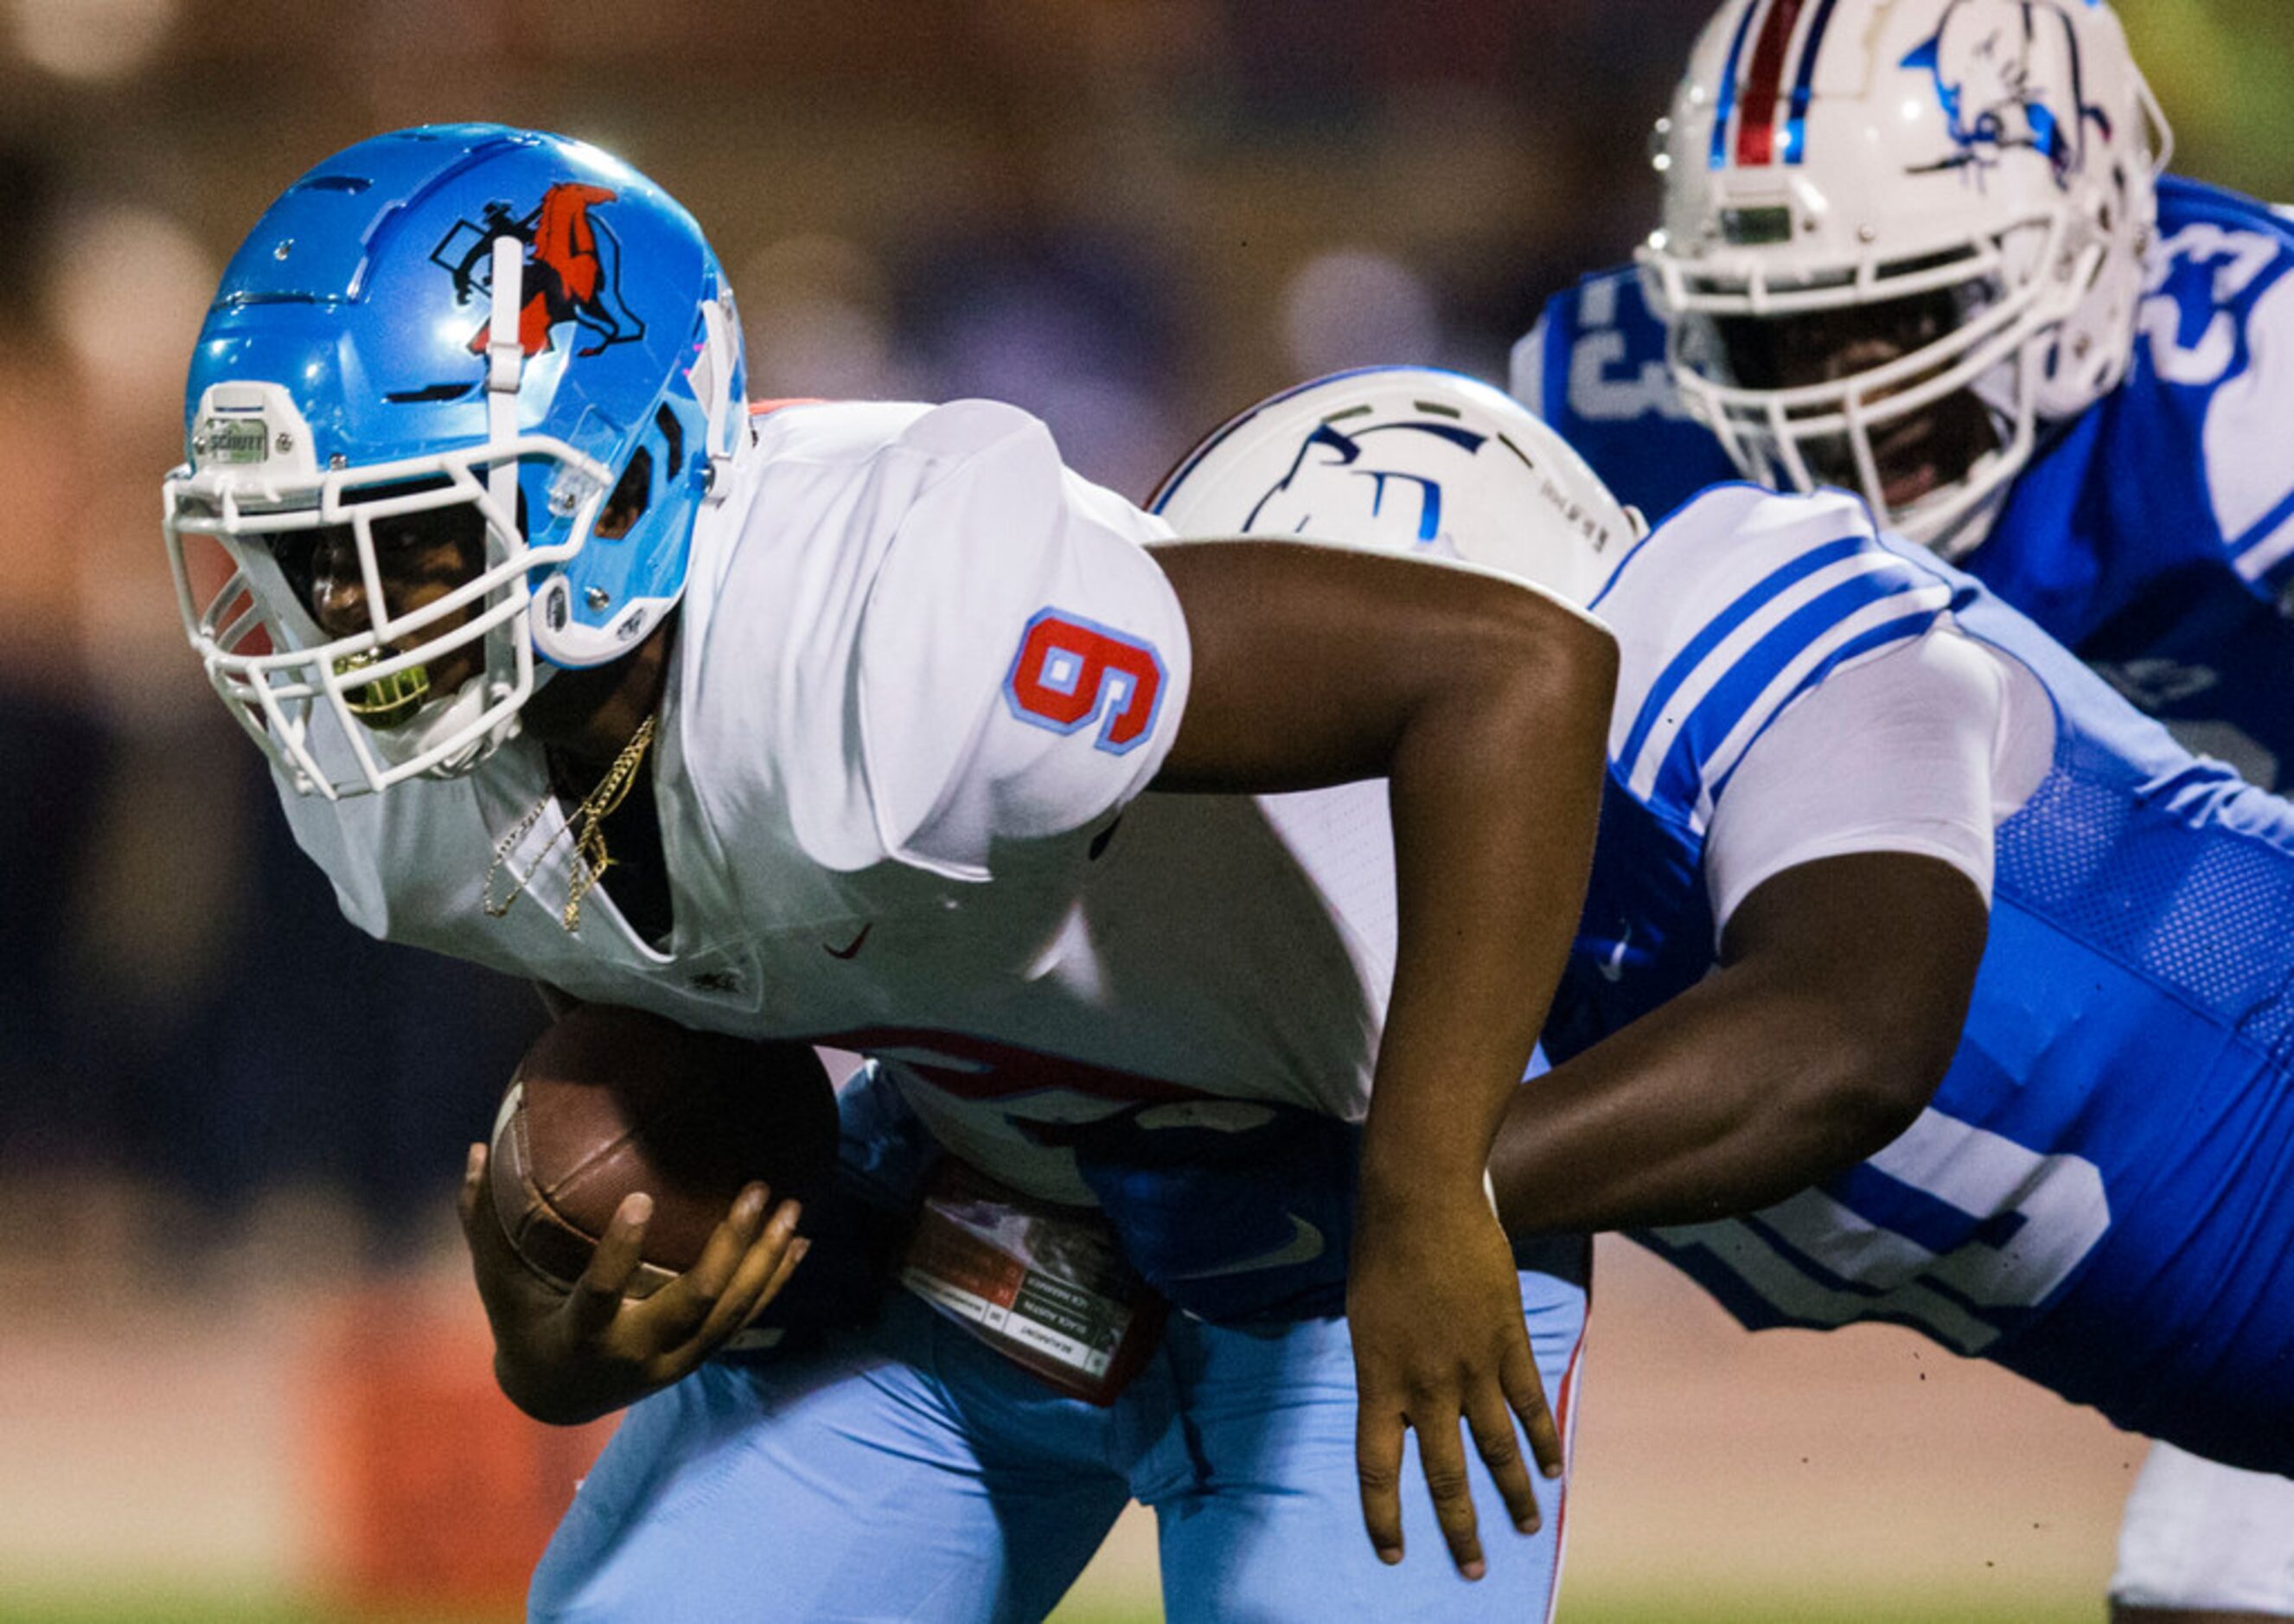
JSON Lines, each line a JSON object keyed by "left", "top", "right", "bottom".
{"left": 1050, "top": 1601, "right": 2099, "bottom": 1624}
{"left": 1556, "top": 1599, "right": 2097, "bottom": 1624}
{"left": 0, "top": 1589, "right": 2100, "bottom": 1623}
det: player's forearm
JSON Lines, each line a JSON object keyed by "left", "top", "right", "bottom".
{"left": 1493, "top": 854, "right": 1984, "bottom": 1236}
{"left": 1361, "top": 636, "right": 1613, "bottom": 1205}
{"left": 1147, "top": 538, "right": 1616, "bottom": 1199}
{"left": 1488, "top": 966, "right": 1938, "bottom": 1236}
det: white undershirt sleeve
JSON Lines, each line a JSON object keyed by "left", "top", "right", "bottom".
{"left": 1702, "top": 626, "right": 2015, "bottom": 935}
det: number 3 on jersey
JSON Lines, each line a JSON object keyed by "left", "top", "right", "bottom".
{"left": 1004, "top": 610, "right": 1166, "bottom": 755}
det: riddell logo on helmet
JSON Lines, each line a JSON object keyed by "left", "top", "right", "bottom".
{"left": 1901, "top": 0, "right": 2108, "bottom": 188}
{"left": 431, "top": 183, "right": 648, "bottom": 361}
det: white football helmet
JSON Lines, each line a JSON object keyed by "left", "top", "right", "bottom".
{"left": 1153, "top": 366, "right": 1642, "bottom": 608}
{"left": 1639, "top": 0, "right": 2169, "bottom": 554}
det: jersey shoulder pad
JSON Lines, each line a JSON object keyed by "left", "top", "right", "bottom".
{"left": 2137, "top": 176, "right": 2294, "bottom": 389}
{"left": 855, "top": 406, "right": 1190, "bottom": 879}
{"left": 1507, "top": 269, "right": 1639, "bottom": 412}
{"left": 687, "top": 400, "right": 1181, "bottom": 879}
{"left": 2154, "top": 175, "right": 2294, "bottom": 248}
{"left": 1596, "top": 485, "right": 1961, "bottom": 829}
{"left": 746, "top": 398, "right": 936, "bottom": 462}
{"left": 745, "top": 398, "right": 1060, "bottom": 485}
{"left": 1524, "top": 266, "right": 1676, "bottom": 420}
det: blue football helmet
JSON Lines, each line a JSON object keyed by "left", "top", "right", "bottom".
{"left": 163, "top": 124, "right": 747, "bottom": 797}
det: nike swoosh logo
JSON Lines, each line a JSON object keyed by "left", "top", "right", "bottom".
{"left": 1163, "top": 1212, "right": 1326, "bottom": 1281}
{"left": 1596, "top": 923, "right": 1632, "bottom": 983}
{"left": 824, "top": 924, "right": 873, "bottom": 960}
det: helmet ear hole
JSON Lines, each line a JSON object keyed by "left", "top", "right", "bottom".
{"left": 596, "top": 447, "right": 653, "bottom": 540}
{"left": 592, "top": 404, "right": 693, "bottom": 541}
{"left": 653, "top": 403, "right": 684, "bottom": 484}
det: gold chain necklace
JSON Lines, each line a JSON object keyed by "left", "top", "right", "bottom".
{"left": 483, "top": 714, "right": 659, "bottom": 933}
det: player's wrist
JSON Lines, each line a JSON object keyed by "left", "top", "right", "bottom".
{"left": 1356, "top": 1164, "right": 1500, "bottom": 1243}
{"left": 489, "top": 1338, "right": 627, "bottom": 1428}
{"left": 1358, "top": 1135, "right": 1497, "bottom": 1205}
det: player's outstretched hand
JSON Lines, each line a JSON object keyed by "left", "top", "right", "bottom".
{"left": 457, "top": 1141, "right": 810, "bottom": 1426}
{"left": 1348, "top": 1189, "right": 1561, "bottom": 1578}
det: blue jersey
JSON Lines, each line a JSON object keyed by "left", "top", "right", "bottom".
{"left": 1547, "top": 484, "right": 2294, "bottom": 1473}
{"left": 1518, "top": 176, "right": 2294, "bottom": 790}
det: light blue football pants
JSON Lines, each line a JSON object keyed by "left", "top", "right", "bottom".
{"left": 529, "top": 1250, "right": 1589, "bottom": 1623}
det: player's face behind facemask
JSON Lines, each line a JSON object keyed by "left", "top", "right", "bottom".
{"left": 270, "top": 444, "right": 661, "bottom": 733}
{"left": 1685, "top": 279, "right": 2010, "bottom": 515}
{"left": 1638, "top": 0, "right": 2168, "bottom": 557}
{"left": 162, "top": 124, "right": 748, "bottom": 801}
{"left": 283, "top": 489, "right": 489, "bottom": 730}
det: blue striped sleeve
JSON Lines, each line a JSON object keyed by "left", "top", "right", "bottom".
{"left": 1619, "top": 521, "right": 1956, "bottom": 828}
{"left": 1616, "top": 534, "right": 1867, "bottom": 774}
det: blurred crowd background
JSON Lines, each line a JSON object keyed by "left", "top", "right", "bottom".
{"left": 2, "top": 0, "right": 2291, "bottom": 1347}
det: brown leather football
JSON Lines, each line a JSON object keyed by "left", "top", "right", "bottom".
{"left": 488, "top": 1005, "right": 839, "bottom": 1296}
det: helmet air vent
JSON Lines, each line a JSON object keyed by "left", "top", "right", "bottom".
{"left": 383, "top": 382, "right": 477, "bottom": 404}
{"left": 1875, "top": 246, "right": 1983, "bottom": 282}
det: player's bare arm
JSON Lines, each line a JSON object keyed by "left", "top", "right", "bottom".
{"left": 1487, "top": 851, "right": 1985, "bottom": 1237}
{"left": 1151, "top": 538, "right": 1617, "bottom": 1577}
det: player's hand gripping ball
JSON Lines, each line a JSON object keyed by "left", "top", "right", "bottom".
{"left": 489, "top": 1005, "right": 840, "bottom": 1296}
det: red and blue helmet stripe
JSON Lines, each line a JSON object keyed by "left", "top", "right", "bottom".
{"left": 1708, "top": 0, "right": 1847, "bottom": 169}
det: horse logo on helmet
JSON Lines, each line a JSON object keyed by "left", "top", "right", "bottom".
{"left": 431, "top": 182, "right": 648, "bottom": 359}
{"left": 1900, "top": 0, "right": 2110, "bottom": 188}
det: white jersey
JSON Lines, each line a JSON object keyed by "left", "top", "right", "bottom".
{"left": 278, "top": 400, "right": 1398, "bottom": 1202}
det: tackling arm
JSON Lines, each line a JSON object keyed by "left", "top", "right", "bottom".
{"left": 1489, "top": 850, "right": 1987, "bottom": 1237}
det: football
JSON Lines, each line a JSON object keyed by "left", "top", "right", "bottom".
{"left": 488, "top": 1004, "right": 840, "bottom": 1296}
